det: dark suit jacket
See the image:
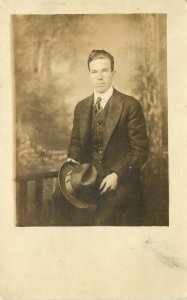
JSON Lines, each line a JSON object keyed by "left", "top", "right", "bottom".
{"left": 53, "top": 87, "right": 149, "bottom": 225}
{"left": 68, "top": 88, "right": 149, "bottom": 181}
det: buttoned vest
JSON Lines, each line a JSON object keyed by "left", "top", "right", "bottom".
{"left": 88, "top": 98, "right": 112, "bottom": 175}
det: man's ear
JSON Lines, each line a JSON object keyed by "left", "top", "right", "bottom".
{"left": 112, "top": 70, "right": 116, "bottom": 77}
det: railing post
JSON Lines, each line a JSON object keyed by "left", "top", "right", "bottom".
{"left": 18, "top": 180, "right": 28, "bottom": 226}
{"left": 35, "top": 179, "right": 43, "bottom": 221}
{"left": 16, "top": 170, "right": 58, "bottom": 226}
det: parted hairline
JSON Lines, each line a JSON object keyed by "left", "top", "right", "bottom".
{"left": 87, "top": 49, "right": 114, "bottom": 71}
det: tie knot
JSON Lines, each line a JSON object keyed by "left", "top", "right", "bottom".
{"left": 96, "top": 97, "right": 102, "bottom": 104}
{"left": 94, "top": 97, "right": 103, "bottom": 115}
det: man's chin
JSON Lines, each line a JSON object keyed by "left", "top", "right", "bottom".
{"left": 95, "top": 86, "right": 108, "bottom": 93}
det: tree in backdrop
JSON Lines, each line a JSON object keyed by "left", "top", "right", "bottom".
{"left": 13, "top": 15, "right": 93, "bottom": 173}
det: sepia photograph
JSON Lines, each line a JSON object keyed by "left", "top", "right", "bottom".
{"left": 13, "top": 14, "right": 168, "bottom": 226}
{"left": 1, "top": 1, "right": 187, "bottom": 299}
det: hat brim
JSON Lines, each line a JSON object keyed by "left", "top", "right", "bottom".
{"left": 58, "top": 161, "right": 97, "bottom": 209}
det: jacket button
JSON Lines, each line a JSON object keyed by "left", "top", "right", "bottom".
{"left": 99, "top": 150, "right": 103, "bottom": 154}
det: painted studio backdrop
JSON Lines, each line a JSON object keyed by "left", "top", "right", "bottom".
{"left": 13, "top": 14, "right": 168, "bottom": 226}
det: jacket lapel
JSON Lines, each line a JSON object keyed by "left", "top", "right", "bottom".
{"left": 79, "top": 94, "right": 93, "bottom": 149}
{"left": 79, "top": 89, "right": 123, "bottom": 153}
{"left": 103, "top": 89, "right": 123, "bottom": 152}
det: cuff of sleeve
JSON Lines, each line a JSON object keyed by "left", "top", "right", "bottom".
{"left": 110, "top": 166, "right": 136, "bottom": 181}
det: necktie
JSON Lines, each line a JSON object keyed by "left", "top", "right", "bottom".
{"left": 94, "top": 97, "right": 103, "bottom": 116}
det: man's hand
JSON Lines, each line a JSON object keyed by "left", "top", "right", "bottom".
{"left": 67, "top": 158, "right": 80, "bottom": 164}
{"left": 99, "top": 172, "right": 118, "bottom": 195}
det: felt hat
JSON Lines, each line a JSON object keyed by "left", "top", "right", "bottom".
{"left": 58, "top": 161, "right": 98, "bottom": 209}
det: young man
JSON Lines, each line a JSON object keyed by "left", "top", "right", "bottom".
{"left": 54, "top": 49, "right": 149, "bottom": 226}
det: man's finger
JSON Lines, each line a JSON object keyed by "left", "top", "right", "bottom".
{"left": 100, "top": 184, "right": 117, "bottom": 194}
{"left": 100, "top": 184, "right": 110, "bottom": 194}
{"left": 99, "top": 179, "right": 106, "bottom": 190}
{"left": 111, "top": 184, "right": 117, "bottom": 190}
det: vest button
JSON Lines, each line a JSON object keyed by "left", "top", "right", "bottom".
{"left": 99, "top": 150, "right": 103, "bottom": 154}
{"left": 98, "top": 160, "right": 102, "bottom": 164}
{"left": 96, "top": 122, "right": 100, "bottom": 126}
{"left": 96, "top": 132, "right": 100, "bottom": 136}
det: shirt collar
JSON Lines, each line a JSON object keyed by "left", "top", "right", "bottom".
{"left": 94, "top": 86, "right": 114, "bottom": 103}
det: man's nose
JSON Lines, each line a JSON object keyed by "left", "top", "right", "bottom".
{"left": 97, "top": 72, "right": 103, "bottom": 80}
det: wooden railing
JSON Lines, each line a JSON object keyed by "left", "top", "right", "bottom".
{"left": 16, "top": 170, "right": 58, "bottom": 226}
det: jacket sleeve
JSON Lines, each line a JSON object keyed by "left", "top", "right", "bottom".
{"left": 67, "top": 104, "right": 83, "bottom": 163}
{"left": 111, "top": 100, "right": 149, "bottom": 179}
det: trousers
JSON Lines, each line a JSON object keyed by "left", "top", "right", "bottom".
{"left": 52, "top": 170, "right": 142, "bottom": 226}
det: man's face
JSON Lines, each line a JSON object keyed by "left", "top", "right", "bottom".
{"left": 89, "top": 58, "right": 115, "bottom": 93}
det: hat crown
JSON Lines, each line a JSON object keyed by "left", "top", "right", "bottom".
{"left": 71, "top": 163, "right": 97, "bottom": 190}
{"left": 58, "top": 162, "right": 98, "bottom": 209}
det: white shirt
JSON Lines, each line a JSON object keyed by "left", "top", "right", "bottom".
{"left": 94, "top": 86, "right": 114, "bottom": 109}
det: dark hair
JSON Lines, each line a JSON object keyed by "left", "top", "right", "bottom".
{"left": 87, "top": 49, "right": 114, "bottom": 71}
